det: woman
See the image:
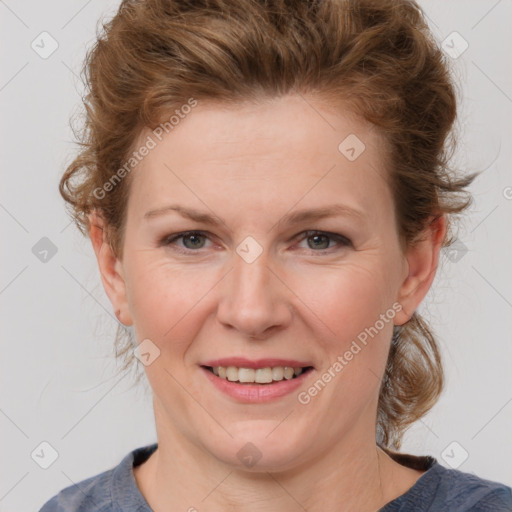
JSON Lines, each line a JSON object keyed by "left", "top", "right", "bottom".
{"left": 40, "top": 0, "right": 512, "bottom": 510}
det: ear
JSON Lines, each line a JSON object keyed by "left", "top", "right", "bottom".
{"left": 88, "top": 210, "right": 133, "bottom": 326}
{"left": 394, "top": 215, "right": 446, "bottom": 326}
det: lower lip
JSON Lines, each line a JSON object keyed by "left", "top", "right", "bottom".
{"left": 200, "top": 366, "right": 313, "bottom": 403}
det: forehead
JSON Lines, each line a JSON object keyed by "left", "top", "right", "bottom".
{"left": 127, "top": 95, "right": 392, "bottom": 225}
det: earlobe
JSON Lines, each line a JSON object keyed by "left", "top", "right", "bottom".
{"left": 394, "top": 215, "right": 446, "bottom": 326}
{"left": 88, "top": 211, "right": 133, "bottom": 326}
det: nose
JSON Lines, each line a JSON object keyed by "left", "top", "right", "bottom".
{"left": 216, "top": 249, "right": 292, "bottom": 339}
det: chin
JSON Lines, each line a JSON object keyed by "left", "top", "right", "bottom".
{"left": 205, "top": 424, "right": 312, "bottom": 472}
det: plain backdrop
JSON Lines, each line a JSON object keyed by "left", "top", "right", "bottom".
{"left": 1, "top": 1, "right": 511, "bottom": 510}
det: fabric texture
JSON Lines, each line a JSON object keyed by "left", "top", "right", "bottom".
{"left": 39, "top": 443, "right": 512, "bottom": 511}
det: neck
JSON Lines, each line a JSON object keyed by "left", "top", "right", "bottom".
{"left": 134, "top": 406, "right": 417, "bottom": 511}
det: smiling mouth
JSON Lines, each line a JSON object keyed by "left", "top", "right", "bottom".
{"left": 202, "top": 365, "right": 314, "bottom": 384}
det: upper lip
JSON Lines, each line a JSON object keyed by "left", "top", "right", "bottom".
{"left": 201, "top": 357, "right": 314, "bottom": 369}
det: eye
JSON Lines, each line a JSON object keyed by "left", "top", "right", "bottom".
{"left": 161, "top": 231, "right": 211, "bottom": 251}
{"left": 295, "top": 230, "right": 351, "bottom": 252}
{"left": 159, "top": 229, "right": 351, "bottom": 254}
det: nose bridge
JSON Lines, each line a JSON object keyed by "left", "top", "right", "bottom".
{"left": 232, "top": 250, "right": 270, "bottom": 302}
{"left": 217, "top": 244, "right": 290, "bottom": 337}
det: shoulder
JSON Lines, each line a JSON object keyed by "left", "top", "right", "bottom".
{"left": 381, "top": 452, "right": 512, "bottom": 512}
{"left": 38, "top": 443, "right": 158, "bottom": 512}
{"left": 38, "top": 466, "right": 115, "bottom": 512}
{"left": 432, "top": 465, "right": 512, "bottom": 511}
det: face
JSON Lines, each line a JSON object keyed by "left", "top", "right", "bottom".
{"left": 94, "top": 94, "right": 441, "bottom": 471}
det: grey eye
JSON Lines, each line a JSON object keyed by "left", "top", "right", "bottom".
{"left": 307, "top": 234, "right": 331, "bottom": 250}
{"left": 181, "top": 233, "right": 207, "bottom": 249}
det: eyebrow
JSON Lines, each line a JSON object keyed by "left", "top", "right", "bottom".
{"left": 143, "top": 203, "right": 366, "bottom": 227}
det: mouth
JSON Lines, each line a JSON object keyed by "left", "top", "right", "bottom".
{"left": 201, "top": 365, "right": 315, "bottom": 384}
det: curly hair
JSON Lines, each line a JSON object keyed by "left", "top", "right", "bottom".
{"left": 60, "top": 0, "right": 476, "bottom": 449}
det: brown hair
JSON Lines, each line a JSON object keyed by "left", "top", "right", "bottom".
{"left": 60, "top": 0, "right": 476, "bottom": 449}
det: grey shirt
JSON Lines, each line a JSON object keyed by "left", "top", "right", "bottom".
{"left": 39, "top": 443, "right": 512, "bottom": 511}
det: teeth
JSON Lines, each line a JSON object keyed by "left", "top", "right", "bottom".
{"left": 226, "top": 366, "right": 238, "bottom": 381}
{"left": 210, "top": 365, "right": 306, "bottom": 384}
{"left": 255, "top": 368, "right": 273, "bottom": 383}
{"left": 272, "top": 367, "right": 284, "bottom": 380}
{"left": 238, "top": 368, "right": 255, "bottom": 383}
{"left": 284, "top": 367, "right": 294, "bottom": 380}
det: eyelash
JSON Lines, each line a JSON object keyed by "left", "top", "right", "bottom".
{"left": 159, "top": 230, "right": 352, "bottom": 255}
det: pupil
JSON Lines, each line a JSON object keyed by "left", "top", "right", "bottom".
{"left": 309, "top": 234, "right": 329, "bottom": 250}
{"left": 184, "top": 234, "right": 204, "bottom": 249}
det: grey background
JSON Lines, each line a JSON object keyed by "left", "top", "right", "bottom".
{"left": 1, "top": 1, "right": 511, "bottom": 510}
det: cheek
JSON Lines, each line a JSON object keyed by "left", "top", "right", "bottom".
{"left": 290, "top": 261, "right": 395, "bottom": 344}
{"left": 290, "top": 263, "right": 395, "bottom": 401}
{"left": 124, "top": 256, "right": 218, "bottom": 346}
